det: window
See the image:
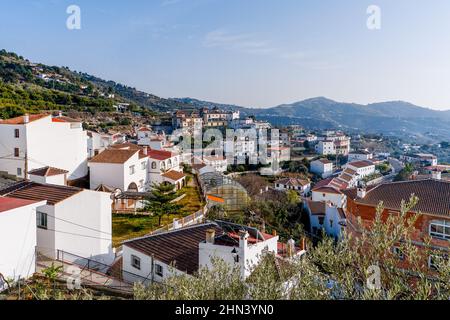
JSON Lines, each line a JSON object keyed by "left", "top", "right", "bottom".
{"left": 151, "top": 162, "right": 157, "bottom": 169}
{"left": 155, "top": 264, "right": 163, "bottom": 277}
{"left": 329, "top": 219, "right": 334, "bottom": 228}
{"left": 392, "top": 247, "right": 405, "bottom": 260}
{"left": 318, "top": 217, "right": 324, "bottom": 225}
{"left": 14, "top": 129, "right": 19, "bottom": 138}
{"left": 14, "top": 148, "right": 19, "bottom": 157}
{"left": 129, "top": 165, "right": 135, "bottom": 175}
{"left": 131, "top": 255, "right": 141, "bottom": 270}
{"left": 429, "top": 220, "right": 450, "bottom": 240}
{"left": 17, "top": 168, "right": 22, "bottom": 177}
{"left": 37, "top": 211, "right": 48, "bottom": 230}
{"left": 141, "top": 161, "right": 146, "bottom": 170}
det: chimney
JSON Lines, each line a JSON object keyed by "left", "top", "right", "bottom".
{"left": 23, "top": 114, "right": 29, "bottom": 124}
{"left": 287, "top": 239, "right": 295, "bottom": 258}
{"left": 357, "top": 186, "right": 366, "bottom": 199}
{"left": 58, "top": 110, "right": 63, "bottom": 117}
{"left": 143, "top": 146, "right": 148, "bottom": 156}
{"left": 239, "top": 230, "right": 249, "bottom": 248}
{"left": 205, "top": 229, "right": 215, "bottom": 244}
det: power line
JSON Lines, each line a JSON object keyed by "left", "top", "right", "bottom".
{"left": 43, "top": 211, "right": 112, "bottom": 236}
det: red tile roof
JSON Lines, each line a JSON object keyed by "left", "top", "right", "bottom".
{"left": 124, "top": 223, "right": 223, "bottom": 275}
{"left": 0, "top": 197, "right": 40, "bottom": 213}
{"left": 28, "top": 166, "right": 68, "bottom": 177}
{"left": 0, "top": 114, "right": 49, "bottom": 125}
{"left": 0, "top": 181, "right": 82, "bottom": 205}
{"left": 312, "top": 186, "right": 343, "bottom": 195}
{"left": 162, "top": 170, "right": 186, "bottom": 181}
{"left": 89, "top": 149, "right": 139, "bottom": 164}
{"left": 347, "top": 160, "right": 374, "bottom": 169}
{"left": 275, "top": 178, "right": 310, "bottom": 187}
{"left": 147, "top": 149, "right": 174, "bottom": 161}
{"left": 345, "top": 179, "right": 450, "bottom": 217}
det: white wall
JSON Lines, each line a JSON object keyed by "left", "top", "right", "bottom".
{"left": 312, "top": 191, "right": 346, "bottom": 208}
{"left": 37, "top": 190, "right": 113, "bottom": 265}
{"left": 0, "top": 116, "right": 88, "bottom": 180}
{"left": 29, "top": 174, "right": 66, "bottom": 186}
{"left": 122, "top": 246, "right": 186, "bottom": 284}
{"left": 0, "top": 201, "right": 46, "bottom": 289}
{"left": 89, "top": 162, "right": 125, "bottom": 191}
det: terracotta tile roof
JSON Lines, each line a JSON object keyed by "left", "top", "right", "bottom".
{"left": 28, "top": 166, "right": 68, "bottom": 177}
{"left": 0, "top": 197, "right": 41, "bottom": 213}
{"left": 348, "top": 179, "right": 450, "bottom": 217}
{"left": 138, "top": 127, "right": 151, "bottom": 132}
{"left": 347, "top": 160, "right": 374, "bottom": 169}
{"left": 306, "top": 200, "right": 326, "bottom": 216}
{"left": 89, "top": 149, "right": 139, "bottom": 164}
{"left": 52, "top": 116, "right": 79, "bottom": 123}
{"left": 0, "top": 114, "right": 49, "bottom": 125}
{"left": 110, "top": 142, "right": 141, "bottom": 151}
{"left": 275, "top": 178, "right": 310, "bottom": 187}
{"left": 147, "top": 149, "right": 174, "bottom": 161}
{"left": 0, "top": 181, "right": 82, "bottom": 205}
{"left": 95, "top": 184, "right": 115, "bottom": 193}
{"left": 316, "top": 159, "right": 332, "bottom": 165}
{"left": 123, "top": 223, "right": 223, "bottom": 275}
{"left": 312, "top": 186, "right": 343, "bottom": 195}
{"left": 162, "top": 170, "right": 185, "bottom": 181}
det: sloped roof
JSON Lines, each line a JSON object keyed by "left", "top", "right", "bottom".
{"left": 162, "top": 170, "right": 186, "bottom": 182}
{"left": 346, "top": 179, "right": 450, "bottom": 217}
{"left": 0, "top": 114, "right": 49, "bottom": 125}
{"left": 275, "top": 178, "right": 310, "bottom": 187}
{"left": 0, "top": 197, "right": 41, "bottom": 213}
{"left": 0, "top": 181, "right": 82, "bottom": 205}
{"left": 28, "top": 166, "right": 68, "bottom": 177}
{"left": 147, "top": 149, "right": 174, "bottom": 161}
{"left": 89, "top": 149, "right": 139, "bottom": 164}
{"left": 123, "top": 223, "right": 223, "bottom": 275}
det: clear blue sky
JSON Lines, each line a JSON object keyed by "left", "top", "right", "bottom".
{"left": 1, "top": 0, "right": 450, "bottom": 110}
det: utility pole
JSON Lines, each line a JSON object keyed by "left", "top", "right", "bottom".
{"left": 24, "top": 151, "right": 28, "bottom": 180}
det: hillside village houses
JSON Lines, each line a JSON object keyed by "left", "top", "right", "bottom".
{"left": 121, "top": 221, "right": 305, "bottom": 284}
{"left": 275, "top": 177, "right": 311, "bottom": 196}
{"left": 88, "top": 142, "right": 185, "bottom": 192}
{"left": 0, "top": 113, "right": 88, "bottom": 181}
{"left": 314, "top": 131, "right": 351, "bottom": 156}
{"left": 87, "top": 130, "right": 126, "bottom": 158}
{"left": 348, "top": 149, "right": 373, "bottom": 162}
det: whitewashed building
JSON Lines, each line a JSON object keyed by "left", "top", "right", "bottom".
{"left": 87, "top": 130, "right": 126, "bottom": 158}
{"left": 345, "top": 160, "right": 375, "bottom": 179}
{"left": 310, "top": 159, "right": 334, "bottom": 178}
{"left": 28, "top": 166, "right": 68, "bottom": 186}
{"left": 274, "top": 178, "right": 311, "bottom": 195}
{"left": 0, "top": 114, "right": 88, "bottom": 181}
{"left": 348, "top": 150, "right": 373, "bottom": 162}
{"left": 89, "top": 144, "right": 148, "bottom": 192}
{"left": 121, "top": 222, "right": 303, "bottom": 284}
{"left": 203, "top": 156, "right": 228, "bottom": 173}
{"left": 0, "top": 197, "right": 46, "bottom": 290}
{"left": 304, "top": 200, "right": 346, "bottom": 239}
{"left": 0, "top": 181, "right": 113, "bottom": 265}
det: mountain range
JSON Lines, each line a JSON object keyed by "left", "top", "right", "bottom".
{"left": 0, "top": 49, "right": 449, "bottom": 141}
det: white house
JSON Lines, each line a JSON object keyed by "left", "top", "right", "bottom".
{"left": 345, "top": 160, "right": 375, "bottom": 179}
{"left": 274, "top": 178, "right": 311, "bottom": 195}
{"left": 87, "top": 130, "right": 125, "bottom": 158}
{"left": 310, "top": 159, "right": 334, "bottom": 178}
{"left": 0, "top": 181, "right": 113, "bottom": 265}
{"left": 121, "top": 222, "right": 303, "bottom": 284}
{"left": 147, "top": 149, "right": 184, "bottom": 187}
{"left": 203, "top": 156, "right": 228, "bottom": 173}
{"left": 0, "top": 197, "right": 46, "bottom": 291}
{"left": 311, "top": 186, "right": 347, "bottom": 208}
{"left": 28, "top": 166, "right": 68, "bottom": 186}
{"left": 89, "top": 144, "right": 149, "bottom": 192}
{"left": 315, "top": 140, "right": 335, "bottom": 155}
{"left": 0, "top": 114, "right": 88, "bottom": 181}
{"left": 348, "top": 150, "right": 373, "bottom": 162}
{"left": 304, "top": 200, "right": 346, "bottom": 239}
